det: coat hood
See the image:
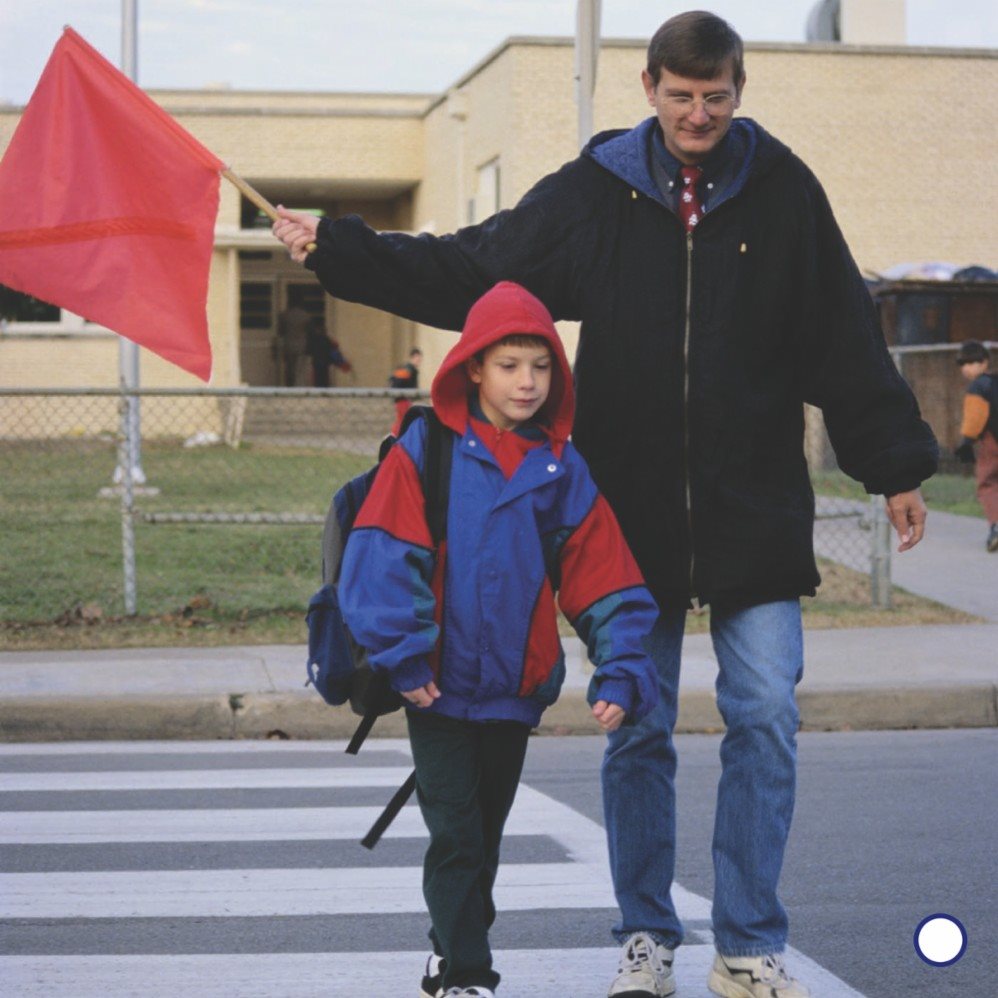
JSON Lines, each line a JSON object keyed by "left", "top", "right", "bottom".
{"left": 431, "top": 281, "right": 575, "bottom": 447}
{"left": 585, "top": 116, "right": 789, "bottom": 210}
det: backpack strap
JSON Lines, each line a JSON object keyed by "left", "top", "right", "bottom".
{"left": 360, "top": 769, "right": 417, "bottom": 849}
{"left": 420, "top": 408, "right": 452, "bottom": 547}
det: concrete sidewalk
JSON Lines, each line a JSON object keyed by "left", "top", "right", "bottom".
{"left": 1, "top": 507, "right": 995, "bottom": 742}
{"left": 0, "top": 623, "right": 994, "bottom": 741}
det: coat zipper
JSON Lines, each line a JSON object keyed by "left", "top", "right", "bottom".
{"left": 683, "top": 231, "right": 696, "bottom": 601}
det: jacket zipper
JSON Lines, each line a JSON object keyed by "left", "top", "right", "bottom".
{"left": 683, "top": 231, "right": 696, "bottom": 601}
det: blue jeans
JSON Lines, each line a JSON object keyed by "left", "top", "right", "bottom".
{"left": 602, "top": 599, "right": 803, "bottom": 957}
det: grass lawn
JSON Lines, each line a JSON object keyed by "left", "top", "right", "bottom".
{"left": 811, "top": 469, "right": 982, "bottom": 518}
{"left": 0, "top": 447, "right": 980, "bottom": 652}
{"left": 0, "top": 439, "right": 369, "bottom": 650}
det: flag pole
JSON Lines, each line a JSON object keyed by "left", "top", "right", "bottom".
{"left": 222, "top": 168, "right": 317, "bottom": 253}
{"left": 118, "top": 0, "right": 141, "bottom": 615}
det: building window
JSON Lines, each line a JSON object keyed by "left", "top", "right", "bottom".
{"left": 240, "top": 281, "right": 274, "bottom": 330}
{"left": 470, "top": 157, "right": 500, "bottom": 224}
{"left": 0, "top": 284, "right": 61, "bottom": 323}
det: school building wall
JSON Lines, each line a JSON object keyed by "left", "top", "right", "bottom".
{"left": 0, "top": 38, "right": 995, "bottom": 396}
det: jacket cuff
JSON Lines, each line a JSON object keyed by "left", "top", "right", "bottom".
{"left": 388, "top": 657, "right": 434, "bottom": 694}
{"left": 590, "top": 677, "right": 635, "bottom": 715}
{"left": 883, "top": 480, "right": 923, "bottom": 498}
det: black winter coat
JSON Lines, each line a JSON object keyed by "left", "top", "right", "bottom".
{"left": 307, "top": 118, "right": 938, "bottom": 609}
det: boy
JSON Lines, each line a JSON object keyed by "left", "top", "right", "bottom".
{"left": 954, "top": 340, "right": 998, "bottom": 552}
{"left": 389, "top": 346, "right": 424, "bottom": 434}
{"left": 339, "top": 282, "right": 660, "bottom": 998}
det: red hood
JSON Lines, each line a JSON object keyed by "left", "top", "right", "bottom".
{"left": 431, "top": 281, "right": 575, "bottom": 448}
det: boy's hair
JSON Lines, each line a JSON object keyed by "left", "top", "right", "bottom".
{"left": 646, "top": 10, "right": 745, "bottom": 87}
{"left": 473, "top": 333, "right": 551, "bottom": 365}
{"left": 956, "top": 340, "right": 990, "bottom": 366}
{"left": 409, "top": 347, "right": 423, "bottom": 358}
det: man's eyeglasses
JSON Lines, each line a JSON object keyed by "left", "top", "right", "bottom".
{"left": 663, "top": 94, "right": 736, "bottom": 116}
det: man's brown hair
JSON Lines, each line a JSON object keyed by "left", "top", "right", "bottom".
{"left": 646, "top": 10, "right": 745, "bottom": 87}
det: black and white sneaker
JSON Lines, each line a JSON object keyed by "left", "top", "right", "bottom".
{"left": 607, "top": 931, "right": 676, "bottom": 996}
{"left": 419, "top": 953, "right": 444, "bottom": 998}
{"left": 707, "top": 953, "right": 811, "bottom": 997}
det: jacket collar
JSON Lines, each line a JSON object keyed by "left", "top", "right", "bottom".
{"left": 585, "top": 116, "right": 783, "bottom": 211}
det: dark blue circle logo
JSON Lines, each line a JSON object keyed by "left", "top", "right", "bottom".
{"left": 913, "top": 913, "right": 967, "bottom": 967}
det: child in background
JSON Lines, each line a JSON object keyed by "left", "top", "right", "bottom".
{"left": 954, "top": 340, "right": 998, "bottom": 552}
{"left": 340, "top": 282, "right": 660, "bottom": 998}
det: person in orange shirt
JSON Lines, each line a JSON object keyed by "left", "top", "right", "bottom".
{"left": 955, "top": 340, "right": 998, "bottom": 552}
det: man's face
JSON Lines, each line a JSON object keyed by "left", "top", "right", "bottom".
{"left": 467, "top": 342, "right": 552, "bottom": 431}
{"left": 641, "top": 63, "right": 743, "bottom": 165}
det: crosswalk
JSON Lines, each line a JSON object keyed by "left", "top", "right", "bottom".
{"left": 0, "top": 739, "right": 865, "bottom": 997}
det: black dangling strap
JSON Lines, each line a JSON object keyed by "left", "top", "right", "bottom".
{"left": 361, "top": 769, "right": 418, "bottom": 850}
{"left": 345, "top": 710, "right": 378, "bottom": 756}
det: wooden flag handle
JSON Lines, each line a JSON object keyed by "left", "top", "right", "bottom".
{"left": 222, "top": 167, "right": 317, "bottom": 254}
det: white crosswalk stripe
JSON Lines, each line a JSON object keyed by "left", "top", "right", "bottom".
{"left": 0, "top": 740, "right": 865, "bottom": 997}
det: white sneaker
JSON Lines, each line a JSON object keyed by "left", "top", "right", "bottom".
{"left": 440, "top": 988, "right": 495, "bottom": 998}
{"left": 708, "top": 953, "right": 811, "bottom": 997}
{"left": 607, "top": 931, "right": 676, "bottom": 996}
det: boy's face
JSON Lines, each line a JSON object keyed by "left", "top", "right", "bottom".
{"left": 467, "top": 341, "right": 552, "bottom": 431}
{"left": 959, "top": 359, "right": 988, "bottom": 382}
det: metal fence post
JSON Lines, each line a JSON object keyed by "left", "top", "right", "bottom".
{"left": 870, "top": 495, "right": 892, "bottom": 609}
{"left": 117, "top": 389, "right": 138, "bottom": 615}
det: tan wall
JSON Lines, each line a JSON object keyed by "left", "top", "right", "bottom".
{"left": 407, "top": 39, "right": 996, "bottom": 385}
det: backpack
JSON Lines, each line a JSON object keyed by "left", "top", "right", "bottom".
{"left": 305, "top": 404, "right": 452, "bottom": 847}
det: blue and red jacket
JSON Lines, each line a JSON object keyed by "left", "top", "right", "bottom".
{"left": 339, "top": 281, "right": 659, "bottom": 727}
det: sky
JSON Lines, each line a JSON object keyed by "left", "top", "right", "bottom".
{"left": 1, "top": 0, "right": 996, "bottom": 105}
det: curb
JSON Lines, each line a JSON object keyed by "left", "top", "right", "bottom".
{"left": 1, "top": 686, "right": 994, "bottom": 742}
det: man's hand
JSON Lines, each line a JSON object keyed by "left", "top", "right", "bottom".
{"left": 272, "top": 205, "right": 319, "bottom": 263}
{"left": 401, "top": 681, "right": 441, "bottom": 709}
{"left": 885, "top": 489, "right": 928, "bottom": 552}
{"left": 592, "top": 699, "right": 625, "bottom": 733}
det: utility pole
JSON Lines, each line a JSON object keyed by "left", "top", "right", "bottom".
{"left": 574, "top": 0, "right": 601, "bottom": 150}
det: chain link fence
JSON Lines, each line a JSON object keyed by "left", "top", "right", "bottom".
{"left": 1, "top": 386, "right": 893, "bottom": 626}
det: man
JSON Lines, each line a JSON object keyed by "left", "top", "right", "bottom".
{"left": 274, "top": 12, "right": 937, "bottom": 997}
{"left": 274, "top": 298, "right": 310, "bottom": 387}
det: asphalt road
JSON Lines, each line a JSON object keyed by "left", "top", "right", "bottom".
{"left": 1, "top": 730, "right": 994, "bottom": 997}
{"left": 522, "top": 729, "right": 997, "bottom": 998}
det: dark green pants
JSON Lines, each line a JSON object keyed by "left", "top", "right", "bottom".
{"left": 407, "top": 709, "right": 531, "bottom": 993}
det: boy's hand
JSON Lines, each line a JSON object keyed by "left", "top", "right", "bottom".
{"left": 592, "top": 699, "right": 625, "bottom": 733}
{"left": 272, "top": 205, "right": 319, "bottom": 263}
{"left": 401, "top": 681, "right": 441, "bottom": 709}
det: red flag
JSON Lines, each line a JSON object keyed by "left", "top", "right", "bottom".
{"left": 0, "top": 28, "right": 223, "bottom": 381}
